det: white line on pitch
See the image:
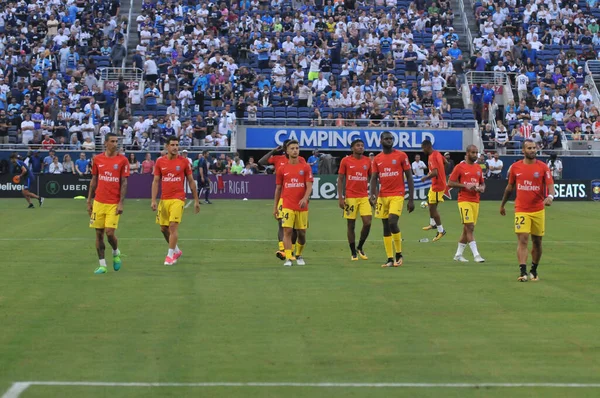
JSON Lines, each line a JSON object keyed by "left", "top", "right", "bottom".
{"left": 0, "top": 238, "right": 593, "bottom": 244}
{"left": 1, "top": 383, "right": 31, "bottom": 398}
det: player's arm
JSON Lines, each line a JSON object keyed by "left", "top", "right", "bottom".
{"left": 198, "top": 165, "right": 205, "bottom": 182}
{"left": 421, "top": 164, "right": 438, "bottom": 181}
{"left": 369, "top": 171, "right": 379, "bottom": 205}
{"left": 404, "top": 168, "right": 415, "bottom": 213}
{"left": 273, "top": 184, "right": 282, "bottom": 219}
{"left": 87, "top": 174, "right": 97, "bottom": 216}
{"left": 186, "top": 172, "right": 201, "bottom": 213}
{"left": 336, "top": 160, "right": 346, "bottom": 209}
{"left": 500, "top": 169, "right": 515, "bottom": 216}
{"left": 544, "top": 167, "right": 555, "bottom": 206}
{"left": 299, "top": 181, "right": 313, "bottom": 209}
{"left": 151, "top": 174, "right": 160, "bottom": 211}
{"left": 259, "top": 146, "right": 282, "bottom": 166}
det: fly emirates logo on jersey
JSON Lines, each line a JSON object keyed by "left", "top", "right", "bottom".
{"left": 99, "top": 171, "right": 120, "bottom": 183}
{"left": 348, "top": 173, "right": 369, "bottom": 182}
{"left": 284, "top": 178, "right": 306, "bottom": 189}
{"left": 517, "top": 179, "right": 542, "bottom": 192}
{"left": 162, "top": 173, "right": 183, "bottom": 183}
{"left": 379, "top": 167, "right": 400, "bottom": 178}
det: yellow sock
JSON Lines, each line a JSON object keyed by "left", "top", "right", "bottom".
{"left": 278, "top": 241, "right": 284, "bottom": 251}
{"left": 392, "top": 232, "right": 402, "bottom": 254}
{"left": 296, "top": 244, "right": 305, "bottom": 256}
{"left": 285, "top": 249, "right": 293, "bottom": 260}
{"left": 383, "top": 236, "right": 394, "bottom": 259}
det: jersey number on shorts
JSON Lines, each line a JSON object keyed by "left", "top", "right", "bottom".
{"left": 283, "top": 212, "right": 289, "bottom": 220}
{"left": 344, "top": 204, "right": 355, "bottom": 215}
{"left": 90, "top": 212, "right": 96, "bottom": 224}
{"left": 515, "top": 216, "right": 525, "bottom": 226}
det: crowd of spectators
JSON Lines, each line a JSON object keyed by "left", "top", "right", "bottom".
{"left": 470, "top": 0, "right": 600, "bottom": 154}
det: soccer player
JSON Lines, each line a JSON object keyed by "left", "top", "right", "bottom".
{"left": 337, "top": 138, "right": 372, "bottom": 260}
{"left": 369, "top": 131, "right": 415, "bottom": 268}
{"left": 273, "top": 140, "right": 313, "bottom": 267}
{"left": 421, "top": 139, "right": 448, "bottom": 241}
{"left": 151, "top": 136, "right": 200, "bottom": 266}
{"left": 259, "top": 140, "right": 306, "bottom": 260}
{"left": 9, "top": 153, "right": 43, "bottom": 208}
{"left": 87, "top": 132, "right": 129, "bottom": 274}
{"left": 448, "top": 145, "right": 486, "bottom": 263}
{"left": 500, "top": 139, "right": 554, "bottom": 282}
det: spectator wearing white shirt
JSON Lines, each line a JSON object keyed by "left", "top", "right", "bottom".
{"left": 166, "top": 100, "right": 180, "bottom": 116}
{"left": 49, "top": 156, "right": 64, "bottom": 174}
{"left": 411, "top": 154, "right": 427, "bottom": 177}
{"left": 487, "top": 152, "right": 503, "bottom": 179}
{"left": 578, "top": 87, "right": 593, "bottom": 103}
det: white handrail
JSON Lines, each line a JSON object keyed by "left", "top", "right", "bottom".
{"left": 458, "top": 0, "right": 474, "bottom": 56}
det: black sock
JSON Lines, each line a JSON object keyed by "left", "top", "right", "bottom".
{"left": 357, "top": 238, "right": 366, "bottom": 251}
{"left": 349, "top": 242, "right": 356, "bottom": 256}
{"left": 520, "top": 264, "right": 527, "bottom": 275}
{"left": 205, "top": 190, "right": 210, "bottom": 201}
{"left": 395, "top": 252, "right": 403, "bottom": 261}
{"left": 531, "top": 263, "right": 538, "bottom": 273}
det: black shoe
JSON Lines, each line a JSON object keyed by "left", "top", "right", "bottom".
{"left": 39, "top": 197, "right": 45, "bottom": 207}
{"left": 204, "top": 200, "right": 212, "bottom": 204}
{"left": 28, "top": 204, "right": 35, "bottom": 208}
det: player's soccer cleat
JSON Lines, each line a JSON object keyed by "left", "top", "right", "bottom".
{"left": 529, "top": 271, "right": 539, "bottom": 281}
{"left": 283, "top": 259, "right": 293, "bottom": 267}
{"left": 517, "top": 273, "right": 528, "bottom": 282}
{"left": 94, "top": 266, "right": 107, "bottom": 274}
{"left": 422, "top": 224, "right": 435, "bottom": 231}
{"left": 113, "top": 254, "right": 122, "bottom": 271}
{"left": 173, "top": 250, "right": 183, "bottom": 262}
{"left": 164, "top": 256, "right": 176, "bottom": 266}
{"left": 296, "top": 256, "right": 306, "bottom": 266}
{"left": 394, "top": 254, "right": 404, "bottom": 267}
{"left": 474, "top": 255, "right": 486, "bottom": 263}
{"left": 204, "top": 200, "right": 213, "bottom": 204}
{"left": 357, "top": 249, "right": 368, "bottom": 260}
{"left": 453, "top": 255, "right": 469, "bottom": 262}
{"left": 27, "top": 203, "right": 34, "bottom": 209}
{"left": 38, "top": 197, "right": 45, "bottom": 207}
{"left": 432, "top": 230, "right": 447, "bottom": 242}
{"left": 381, "top": 259, "right": 396, "bottom": 268}
{"left": 351, "top": 254, "right": 358, "bottom": 261}
{"left": 275, "top": 251, "right": 286, "bottom": 260}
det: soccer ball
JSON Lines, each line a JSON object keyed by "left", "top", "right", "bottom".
{"left": 420, "top": 201, "right": 428, "bottom": 209}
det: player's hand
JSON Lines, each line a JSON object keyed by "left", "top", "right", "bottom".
{"left": 194, "top": 200, "right": 200, "bottom": 214}
{"left": 338, "top": 198, "right": 345, "bottom": 210}
{"left": 476, "top": 185, "right": 485, "bottom": 193}
{"left": 274, "top": 145, "right": 282, "bottom": 152}
{"left": 500, "top": 206, "right": 506, "bottom": 216}
{"left": 544, "top": 196, "right": 553, "bottom": 207}
{"left": 151, "top": 201, "right": 157, "bottom": 211}
{"left": 369, "top": 196, "right": 377, "bottom": 207}
{"left": 116, "top": 203, "right": 124, "bottom": 215}
{"left": 465, "top": 183, "right": 477, "bottom": 191}
{"left": 407, "top": 199, "right": 415, "bottom": 213}
{"left": 299, "top": 198, "right": 308, "bottom": 209}
{"left": 273, "top": 207, "right": 279, "bottom": 220}
{"left": 86, "top": 200, "right": 93, "bottom": 216}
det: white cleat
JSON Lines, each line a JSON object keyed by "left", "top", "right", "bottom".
{"left": 474, "top": 255, "right": 486, "bottom": 263}
{"left": 296, "top": 256, "right": 306, "bottom": 266}
{"left": 283, "top": 259, "right": 293, "bottom": 267}
{"left": 453, "top": 255, "right": 469, "bottom": 262}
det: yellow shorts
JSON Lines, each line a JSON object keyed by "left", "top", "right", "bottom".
{"left": 156, "top": 199, "right": 185, "bottom": 226}
{"left": 276, "top": 198, "right": 284, "bottom": 219}
{"left": 281, "top": 208, "right": 309, "bottom": 230}
{"left": 308, "top": 71, "right": 319, "bottom": 81}
{"left": 428, "top": 189, "right": 445, "bottom": 205}
{"left": 343, "top": 197, "right": 372, "bottom": 219}
{"left": 514, "top": 210, "right": 545, "bottom": 236}
{"left": 375, "top": 196, "right": 404, "bottom": 219}
{"left": 89, "top": 201, "right": 120, "bottom": 229}
{"left": 458, "top": 202, "right": 480, "bottom": 225}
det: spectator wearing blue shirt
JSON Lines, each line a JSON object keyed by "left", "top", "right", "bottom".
{"left": 144, "top": 81, "right": 160, "bottom": 110}
{"left": 474, "top": 51, "right": 487, "bottom": 71}
{"left": 75, "top": 152, "right": 90, "bottom": 176}
{"left": 470, "top": 83, "right": 484, "bottom": 124}
{"left": 448, "top": 42, "right": 462, "bottom": 60}
{"left": 257, "top": 75, "right": 271, "bottom": 91}
{"left": 10, "top": 153, "right": 43, "bottom": 208}
{"left": 380, "top": 32, "right": 392, "bottom": 54}
{"left": 482, "top": 83, "right": 495, "bottom": 122}
{"left": 307, "top": 150, "right": 320, "bottom": 175}
{"left": 256, "top": 37, "right": 271, "bottom": 70}
{"left": 43, "top": 150, "right": 55, "bottom": 173}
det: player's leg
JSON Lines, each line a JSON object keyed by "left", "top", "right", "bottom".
{"left": 282, "top": 226, "right": 294, "bottom": 266}
{"left": 517, "top": 233, "right": 530, "bottom": 281}
{"left": 454, "top": 221, "right": 469, "bottom": 262}
{"left": 381, "top": 218, "right": 395, "bottom": 268}
{"left": 530, "top": 235, "right": 542, "bottom": 281}
{"left": 430, "top": 200, "right": 446, "bottom": 241}
{"left": 295, "top": 228, "right": 307, "bottom": 265}
{"left": 423, "top": 189, "right": 437, "bottom": 230}
{"left": 388, "top": 213, "right": 403, "bottom": 266}
{"left": 94, "top": 228, "right": 108, "bottom": 274}
{"left": 356, "top": 215, "right": 371, "bottom": 260}
{"left": 204, "top": 181, "right": 212, "bottom": 204}
{"left": 22, "top": 188, "right": 34, "bottom": 207}
{"left": 160, "top": 225, "right": 170, "bottom": 243}
{"left": 105, "top": 227, "right": 122, "bottom": 271}
{"left": 275, "top": 198, "right": 285, "bottom": 260}
{"left": 347, "top": 218, "right": 357, "bottom": 260}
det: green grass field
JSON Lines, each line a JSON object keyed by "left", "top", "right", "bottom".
{"left": 1, "top": 199, "right": 599, "bottom": 398}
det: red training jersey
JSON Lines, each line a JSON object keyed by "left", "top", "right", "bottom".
{"left": 92, "top": 153, "right": 129, "bottom": 205}
{"left": 372, "top": 150, "right": 411, "bottom": 197}
{"left": 428, "top": 150, "right": 447, "bottom": 192}
{"left": 449, "top": 161, "right": 485, "bottom": 203}
{"left": 154, "top": 155, "right": 193, "bottom": 201}
{"left": 276, "top": 162, "right": 313, "bottom": 211}
{"left": 268, "top": 154, "right": 306, "bottom": 172}
{"left": 338, "top": 155, "right": 371, "bottom": 198}
{"left": 508, "top": 160, "right": 553, "bottom": 213}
